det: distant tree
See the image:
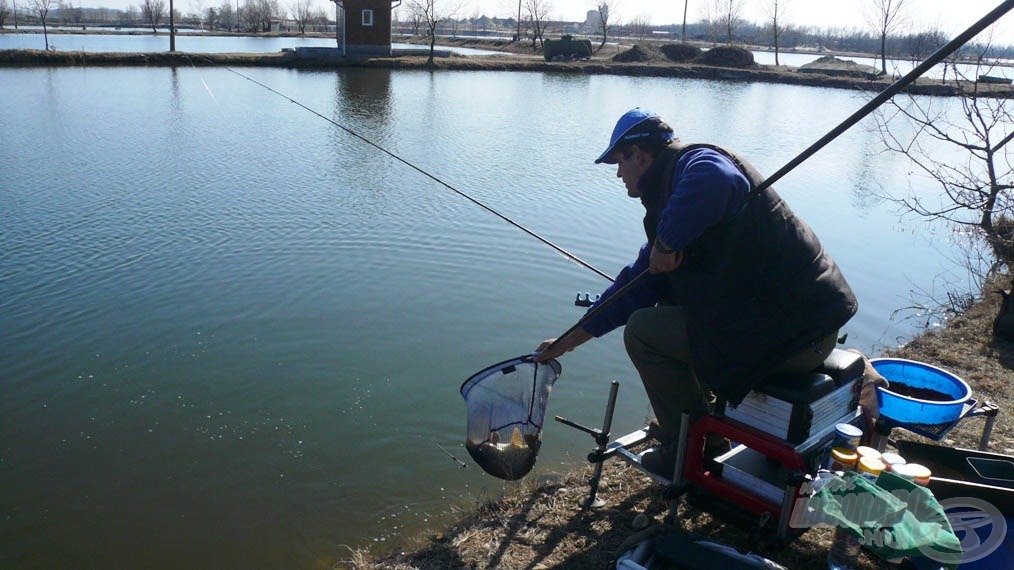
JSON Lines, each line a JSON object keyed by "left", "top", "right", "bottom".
{"left": 594, "top": 1, "right": 613, "bottom": 51}
{"left": 241, "top": 0, "right": 279, "bottom": 32}
{"left": 141, "top": 0, "right": 166, "bottom": 32}
{"left": 0, "top": 0, "right": 10, "bottom": 29}
{"left": 763, "top": 0, "right": 788, "bottom": 65}
{"left": 406, "top": 0, "right": 458, "bottom": 67}
{"left": 702, "top": 0, "right": 720, "bottom": 44}
{"left": 216, "top": 0, "right": 233, "bottom": 30}
{"left": 291, "top": 0, "right": 313, "bottom": 34}
{"left": 242, "top": 0, "right": 260, "bottom": 31}
{"left": 866, "top": 0, "right": 908, "bottom": 75}
{"left": 309, "top": 5, "right": 326, "bottom": 29}
{"left": 32, "top": 0, "right": 55, "bottom": 48}
{"left": 204, "top": 5, "right": 217, "bottom": 29}
{"left": 123, "top": 4, "right": 140, "bottom": 24}
{"left": 260, "top": 0, "right": 281, "bottom": 32}
{"left": 189, "top": 0, "right": 206, "bottom": 28}
{"left": 525, "top": 0, "right": 549, "bottom": 51}
{"left": 715, "top": 0, "right": 743, "bottom": 43}
{"left": 407, "top": 8, "right": 421, "bottom": 34}
{"left": 905, "top": 26, "right": 947, "bottom": 63}
{"left": 629, "top": 13, "right": 650, "bottom": 42}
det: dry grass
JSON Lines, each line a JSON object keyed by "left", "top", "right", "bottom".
{"left": 339, "top": 458, "right": 892, "bottom": 570}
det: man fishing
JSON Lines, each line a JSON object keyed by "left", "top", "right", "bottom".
{"left": 535, "top": 108, "right": 858, "bottom": 477}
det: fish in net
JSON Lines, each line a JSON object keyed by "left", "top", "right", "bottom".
{"left": 459, "top": 355, "right": 561, "bottom": 480}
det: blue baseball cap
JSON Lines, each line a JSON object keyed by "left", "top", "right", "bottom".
{"left": 594, "top": 108, "right": 675, "bottom": 164}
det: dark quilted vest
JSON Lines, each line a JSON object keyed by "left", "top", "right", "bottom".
{"left": 641, "top": 144, "right": 858, "bottom": 406}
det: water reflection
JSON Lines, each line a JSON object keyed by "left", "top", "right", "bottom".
{"left": 170, "top": 67, "right": 183, "bottom": 126}
{"left": 541, "top": 71, "right": 591, "bottom": 89}
{"left": 332, "top": 67, "right": 393, "bottom": 124}
{"left": 325, "top": 69, "right": 397, "bottom": 220}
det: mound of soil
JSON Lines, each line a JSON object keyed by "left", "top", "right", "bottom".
{"left": 612, "top": 44, "right": 665, "bottom": 63}
{"left": 798, "top": 55, "right": 880, "bottom": 78}
{"left": 694, "top": 45, "right": 755, "bottom": 68}
{"left": 659, "top": 43, "right": 702, "bottom": 62}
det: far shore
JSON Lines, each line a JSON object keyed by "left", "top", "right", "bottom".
{"left": 2, "top": 32, "right": 1012, "bottom": 99}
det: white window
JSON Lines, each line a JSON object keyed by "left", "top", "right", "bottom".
{"left": 362, "top": 9, "right": 374, "bottom": 27}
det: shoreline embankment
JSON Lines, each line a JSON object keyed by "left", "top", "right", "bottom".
{"left": 2, "top": 47, "right": 1011, "bottom": 99}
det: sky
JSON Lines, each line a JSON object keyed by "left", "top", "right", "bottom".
{"left": 455, "top": 0, "right": 1014, "bottom": 45}
{"left": 71, "top": 0, "right": 1014, "bottom": 45}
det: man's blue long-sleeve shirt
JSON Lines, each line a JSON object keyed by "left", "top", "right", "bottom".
{"left": 582, "top": 147, "right": 752, "bottom": 337}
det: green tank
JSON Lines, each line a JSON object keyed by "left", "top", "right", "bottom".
{"left": 542, "top": 35, "right": 593, "bottom": 62}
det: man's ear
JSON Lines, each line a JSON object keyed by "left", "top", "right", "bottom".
{"left": 632, "top": 145, "right": 652, "bottom": 167}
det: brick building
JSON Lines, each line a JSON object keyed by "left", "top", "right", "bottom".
{"left": 341, "top": 0, "right": 397, "bottom": 57}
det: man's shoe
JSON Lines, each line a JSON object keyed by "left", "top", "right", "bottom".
{"left": 646, "top": 420, "right": 668, "bottom": 443}
{"left": 640, "top": 444, "right": 678, "bottom": 479}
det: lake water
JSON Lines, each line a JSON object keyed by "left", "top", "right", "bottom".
{"left": 0, "top": 64, "right": 980, "bottom": 568}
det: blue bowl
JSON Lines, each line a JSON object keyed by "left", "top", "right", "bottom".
{"left": 870, "top": 358, "right": 972, "bottom": 425}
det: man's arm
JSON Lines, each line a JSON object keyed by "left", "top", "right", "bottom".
{"left": 654, "top": 149, "right": 751, "bottom": 253}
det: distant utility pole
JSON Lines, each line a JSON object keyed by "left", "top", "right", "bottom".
{"left": 169, "top": 0, "right": 175, "bottom": 51}
{"left": 682, "top": 0, "right": 688, "bottom": 42}
{"left": 516, "top": 0, "right": 520, "bottom": 41}
{"left": 13, "top": 0, "right": 18, "bottom": 29}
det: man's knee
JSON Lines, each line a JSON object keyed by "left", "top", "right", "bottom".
{"left": 623, "top": 308, "right": 653, "bottom": 355}
{"left": 623, "top": 306, "right": 693, "bottom": 363}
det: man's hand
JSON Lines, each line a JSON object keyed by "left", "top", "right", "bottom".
{"left": 533, "top": 328, "right": 592, "bottom": 362}
{"left": 847, "top": 349, "right": 890, "bottom": 419}
{"left": 649, "top": 239, "right": 684, "bottom": 274}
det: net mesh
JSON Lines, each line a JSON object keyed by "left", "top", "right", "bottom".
{"left": 459, "top": 355, "right": 561, "bottom": 480}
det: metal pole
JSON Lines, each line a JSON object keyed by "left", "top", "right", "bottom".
{"left": 169, "top": 0, "right": 175, "bottom": 52}
{"left": 516, "top": 0, "right": 520, "bottom": 42}
{"left": 583, "top": 381, "right": 619, "bottom": 508}
{"left": 681, "top": 0, "right": 688, "bottom": 43}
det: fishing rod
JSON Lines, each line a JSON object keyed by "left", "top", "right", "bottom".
{"left": 544, "top": 0, "right": 1014, "bottom": 351}
{"left": 206, "top": 60, "right": 614, "bottom": 282}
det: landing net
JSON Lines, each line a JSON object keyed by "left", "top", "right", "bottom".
{"left": 459, "top": 355, "right": 561, "bottom": 480}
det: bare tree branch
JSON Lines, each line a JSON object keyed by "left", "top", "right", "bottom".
{"left": 141, "top": 0, "right": 165, "bottom": 32}
{"left": 525, "top": 0, "right": 550, "bottom": 51}
{"left": 871, "top": 47, "right": 1014, "bottom": 301}
{"left": 762, "top": 0, "right": 788, "bottom": 66}
{"left": 866, "top": 0, "right": 908, "bottom": 75}
{"left": 31, "top": 0, "right": 55, "bottom": 48}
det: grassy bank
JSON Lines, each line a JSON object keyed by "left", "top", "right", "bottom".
{"left": 2, "top": 44, "right": 1010, "bottom": 99}
{"left": 343, "top": 275, "right": 1014, "bottom": 569}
